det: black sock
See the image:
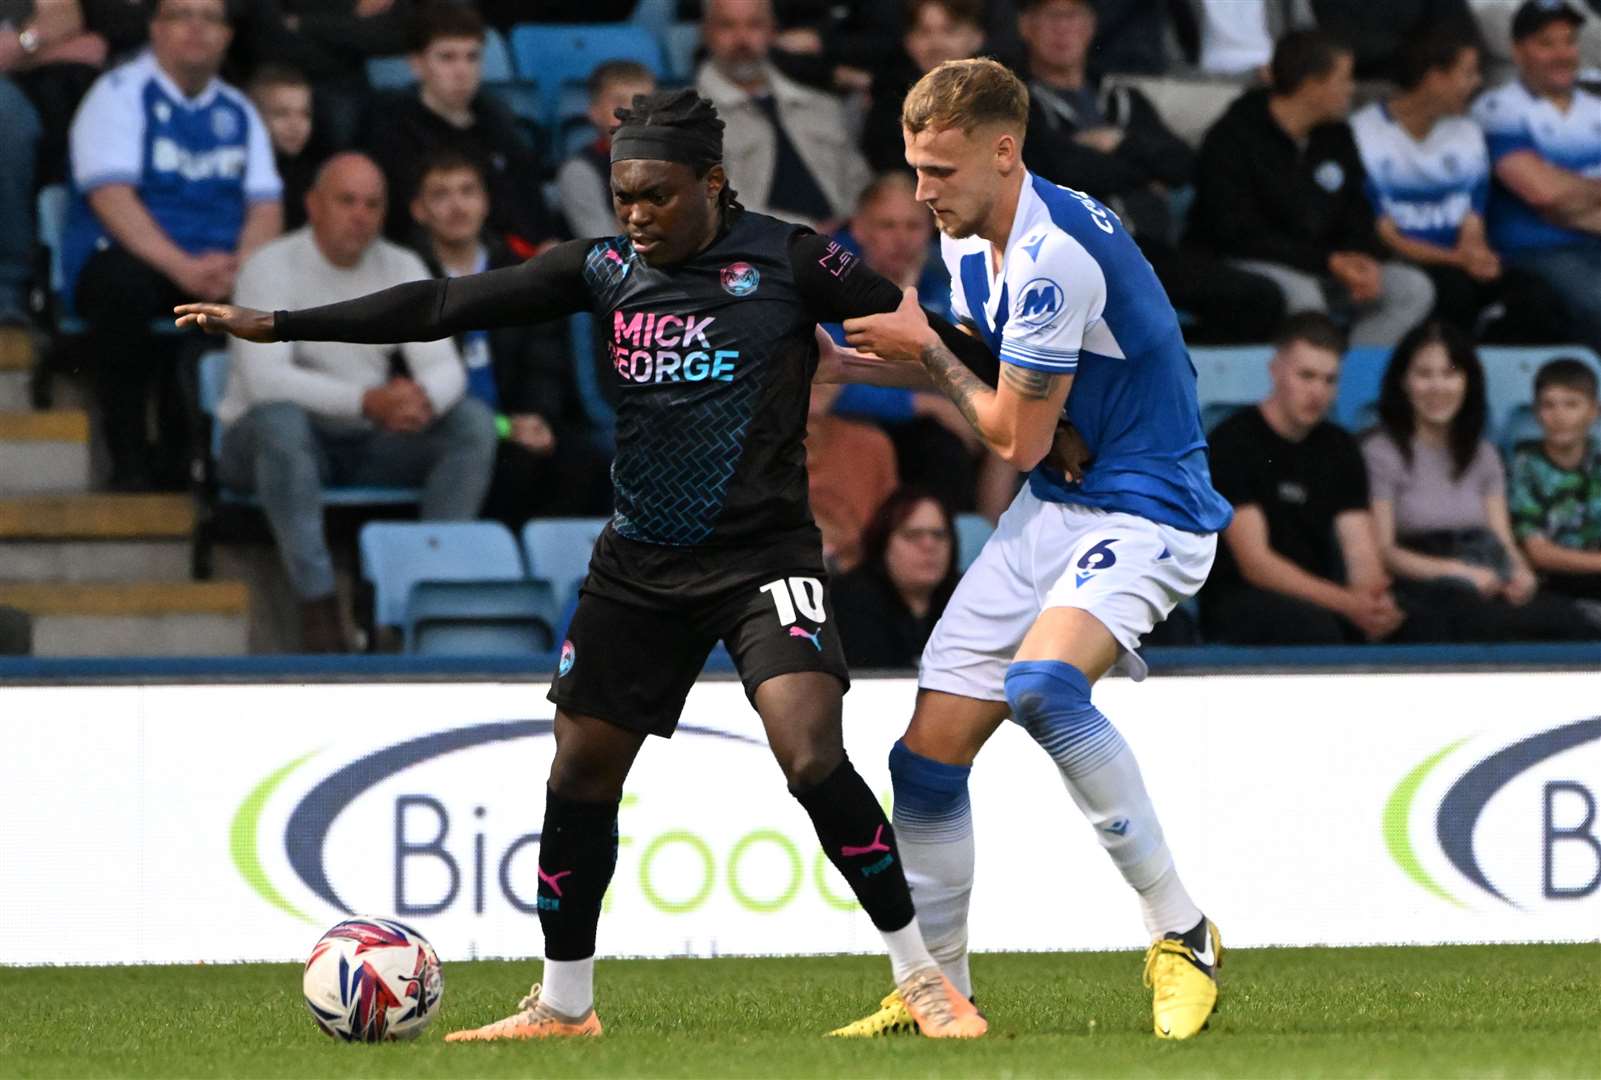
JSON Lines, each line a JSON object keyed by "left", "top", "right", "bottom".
{"left": 792, "top": 757, "right": 916, "bottom": 932}
{"left": 536, "top": 787, "right": 619, "bottom": 961}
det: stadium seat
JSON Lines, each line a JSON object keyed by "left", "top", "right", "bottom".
{"left": 359, "top": 520, "right": 527, "bottom": 632}
{"left": 508, "top": 24, "right": 665, "bottom": 123}
{"left": 661, "top": 22, "right": 702, "bottom": 82}
{"left": 521, "top": 516, "right": 607, "bottom": 613}
{"left": 481, "top": 27, "right": 515, "bottom": 83}
{"left": 954, "top": 513, "right": 993, "bottom": 573}
{"left": 407, "top": 578, "right": 558, "bottom": 654}
{"left": 1201, "top": 400, "right": 1248, "bottom": 434}
{"left": 631, "top": 0, "right": 675, "bottom": 32}
{"left": 1330, "top": 346, "right": 1390, "bottom": 431}
{"left": 36, "top": 184, "right": 68, "bottom": 303}
{"left": 1480, "top": 346, "right": 1601, "bottom": 437}
{"left": 366, "top": 54, "right": 414, "bottom": 90}
{"left": 568, "top": 313, "right": 616, "bottom": 439}
{"left": 1190, "top": 346, "right": 1272, "bottom": 418}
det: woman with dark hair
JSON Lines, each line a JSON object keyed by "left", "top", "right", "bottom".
{"left": 1362, "top": 320, "right": 1588, "bottom": 641}
{"left": 831, "top": 488, "right": 962, "bottom": 669}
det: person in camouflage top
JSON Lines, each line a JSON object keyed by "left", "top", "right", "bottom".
{"left": 1510, "top": 358, "right": 1601, "bottom": 604}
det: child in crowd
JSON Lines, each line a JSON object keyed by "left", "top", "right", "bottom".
{"left": 556, "top": 59, "right": 656, "bottom": 239}
{"left": 1510, "top": 358, "right": 1601, "bottom": 607}
{"left": 248, "top": 65, "right": 321, "bottom": 231}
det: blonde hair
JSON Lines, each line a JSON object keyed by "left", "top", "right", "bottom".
{"left": 901, "top": 57, "right": 1029, "bottom": 136}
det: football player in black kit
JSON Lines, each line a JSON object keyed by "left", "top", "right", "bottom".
{"left": 177, "top": 89, "right": 1001, "bottom": 1041}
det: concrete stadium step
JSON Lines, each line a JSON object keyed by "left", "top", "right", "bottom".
{"left": 0, "top": 410, "right": 90, "bottom": 495}
{"left": 0, "top": 328, "right": 33, "bottom": 411}
{"left": 0, "top": 494, "right": 194, "bottom": 583}
{"left": 0, "top": 581, "right": 249, "bottom": 656}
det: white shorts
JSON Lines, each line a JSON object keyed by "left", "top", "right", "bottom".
{"left": 919, "top": 485, "right": 1216, "bottom": 696}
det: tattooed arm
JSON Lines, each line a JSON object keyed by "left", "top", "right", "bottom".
{"left": 845, "top": 287, "right": 1073, "bottom": 468}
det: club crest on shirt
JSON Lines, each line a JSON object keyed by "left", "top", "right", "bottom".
{"left": 211, "top": 108, "right": 239, "bottom": 141}
{"left": 1314, "top": 160, "right": 1345, "bottom": 192}
{"left": 1014, "top": 278, "right": 1065, "bottom": 328}
{"left": 558, "top": 639, "right": 575, "bottom": 677}
{"left": 721, "top": 261, "right": 760, "bottom": 296}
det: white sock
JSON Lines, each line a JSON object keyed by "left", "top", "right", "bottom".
{"left": 539, "top": 956, "right": 594, "bottom": 1017}
{"left": 880, "top": 917, "right": 937, "bottom": 985}
{"left": 1054, "top": 737, "right": 1202, "bottom": 938}
{"left": 892, "top": 801, "right": 975, "bottom": 998}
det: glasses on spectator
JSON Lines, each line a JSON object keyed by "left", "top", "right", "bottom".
{"left": 895, "top": 526, "right": 952, "bottom": 544}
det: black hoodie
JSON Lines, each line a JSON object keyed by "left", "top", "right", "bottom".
{"left": 1187, "top": 87, "right": 1382, "bottom": 274}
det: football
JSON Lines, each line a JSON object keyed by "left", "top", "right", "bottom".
{"left": 302, "top": 917, "right": 443, "bottom": 1042}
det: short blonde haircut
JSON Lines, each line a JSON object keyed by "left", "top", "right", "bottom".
{"left": 901, "top": 57, "right": 1029, "bottom": 136}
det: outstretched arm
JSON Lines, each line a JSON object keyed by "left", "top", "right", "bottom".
{"left": 176, "top": 239, "right": 594, "bottom": 343}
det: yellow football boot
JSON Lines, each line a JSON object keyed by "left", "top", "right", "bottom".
{"left": 1143, "top": 918, "right": 1222, "bottom": 1040}
{"left": 825, "top": 989, "right": 917, "bottom": 1038}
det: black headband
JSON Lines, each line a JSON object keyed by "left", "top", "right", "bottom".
{"left": 610, "top": 128, "right": 722, "bottom": 171}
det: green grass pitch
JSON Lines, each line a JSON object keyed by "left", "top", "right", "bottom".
{"left": 3, "top": 944, "right": 1597, "bottom": 1078}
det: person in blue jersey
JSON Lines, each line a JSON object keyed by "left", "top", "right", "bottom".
{"left": 1473, "top": 0, "right": 1601, "bottom": 351}
{"left": 1355, "top": 25, "right": 1569, "bottom": 343}
{"left": 65, "top": 0, "right": 281, "bottom": 490}
{"left": 829, "top": 58, "right": 1228, "bottom": 1041}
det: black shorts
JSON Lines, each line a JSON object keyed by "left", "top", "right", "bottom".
{"left": 547, "top": 525, "right": 850, "bottom": 737}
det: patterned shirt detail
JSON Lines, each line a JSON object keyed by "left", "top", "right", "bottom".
{"left": 1509, "top": 440, "right": 1601, "bottom": 550}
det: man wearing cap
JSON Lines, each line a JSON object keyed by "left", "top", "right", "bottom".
{"left": 177, "top": 87, "right": 1000, "bottom": 1042}
{"left": 1474, "top": 0, "right": 1601, "bottom": 348}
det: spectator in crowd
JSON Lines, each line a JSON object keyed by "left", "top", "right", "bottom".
{"left": 831, "top": 487, "right": 961, "bottom": 669}
{"left": 696, "top": 0, "right": 871, "bottom": 230}
{"left": 807, "top": 379, "right": 899, "bottom": 572}
{"left": 824, "top": 173, "right": 985, "bottom": 513}
{"left": 1354, "top": 26, "right": 1569, "bottom": 344}
{"left": 0, "top": 0, "right": 146, "bottom": 323}
{"left": 1086, "top": 0, "right": 1198, "bottom": 75}
{"left": 249, "top": 64, "right": 322, "bottom": 232}
{"left": 859, "top": 0, "right": 986, "bottom": 175}
{"left": 1189, "top": 29, "right": 1437, "bottom": 346}
{"left": 65, "top": 0, "right": 282, "bottom": 490}
{"left": 1362, "top": 320, "right": 1590, "bottom": 641}
{"left": 216, "top": 153, "right": 496, "bottom": 651}
{"left": 224, "top": 0, "right": 416, "bottom": 148}
{"left": 367, "top": 2, "right": 552, "bottom": 253}
{"left": 557, "top": 59, "right": 656, "bottom": 241}
{"left": 1309, "top": 0, "right": 1478, "bottom": 81}
{"left": 1473, "top": 0, "right": 1601, "bottom": 351}
{"left": 1190, "top": 0, "right": 1282, "bottom": 79}
{"left": 478, "top": 0, "right": 637, "bottom": 26}
{"left": 410, "top": 151, "right": 612, "bottom": 525}
{"left": 1202, "top": 313, "right": 1405, "bottom": 644}
{"left": 1510, "top": 357, "right": 1601, "bottom": 604}
{"left": 1020, "top": 0, "right": 1286, "bottom": 343}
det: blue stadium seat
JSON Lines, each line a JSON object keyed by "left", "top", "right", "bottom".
{"left": 407, "top": 578, "right": 558, "bottom": 654}
{"left": 481, "top": 27, "right": 515, "bottom": 82}
{"left": 36, "top": 184, "right": 68, "bottom": 302}
{"left": 521, "top": 517, "right": 607, "bottom": 613}
{"left": 1480, "top": 346, "right": 1601, "bottom": 438}
{"left": 661, "top": 22, "right": 702, "bottom": 82}
{"left": 568, "top": 313, "right": 616, "bottom": 439}
{"left": 508, "top": 23, "right": 665, "bottom": 123}
{"left": 1190, "top": 346, "right": 1272, "bottom": 417}
{"left": 360, "top": 521, "right": 527, "bottom": 632}
{"left": 631, "top": 0, "right": 675, "bottom": 32}
{"left": 954, "top": 513, "right": 993, "bottom": 573}
{"left": 366, "top": 54, "right": 414, "bottom": 90}
{"left": 1330, "top": 346, "right": 1390, "bottom": 431}
{"left": 1201, "top": 400, "right": 1248, "bottom": 434}
{"left": 196, "top": 351, "right": 420, "bottom": 508}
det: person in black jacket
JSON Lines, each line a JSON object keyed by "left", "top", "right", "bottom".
{"left": 1018, "top": 0, "right": 1284, "bottom": 342}
{"left": 367, "top": 3, "right": 554, "bottom": 255}
{"left": 832, "top": 488, "right": 961, "bottom": 670}
{"left": 1188, "top": 29, "right": 1435, "bottom": 346}
{"left": 409, "top": 150, "right": 612, "bottom": 525}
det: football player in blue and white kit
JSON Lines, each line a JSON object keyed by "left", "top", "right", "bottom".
{"left": 1352, "top": 26, "right": 1567, "bottom": 342}
{"left": 831, "top": 58, "right": 1230, "bottom": 1040}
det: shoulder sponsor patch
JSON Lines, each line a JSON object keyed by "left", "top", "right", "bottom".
{"left": 1013, "top": 278, "right": 1065, "bottom": 328}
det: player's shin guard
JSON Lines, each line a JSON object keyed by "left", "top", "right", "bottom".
{"left": 1005, "top": 660, "right": 1201, "bottom": 937}
{"left": 792, "top": 758, "right": 926, "bottom": 973}
{"left": 888, "top": 740, "right": 975, "bottom": 997}
{"left": 535, "top": 787, "right": 618, "bottom": 1015}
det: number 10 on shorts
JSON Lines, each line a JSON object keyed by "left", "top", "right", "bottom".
{"left": 760, "top": 577, "right": 826, "bottom": 627}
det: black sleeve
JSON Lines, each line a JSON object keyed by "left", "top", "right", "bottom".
{"left": 276, "top": 239, "right": 593, "bottom": 344}
{"left": 787, "top": 232, "right": 1000, "bottom": 389}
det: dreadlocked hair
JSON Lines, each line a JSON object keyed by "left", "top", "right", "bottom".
{"left": 613, "top": 87, "right": 741, "bottom": 210}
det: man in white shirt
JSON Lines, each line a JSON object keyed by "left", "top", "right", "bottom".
{"left": 1474, "top": 0, "right": 1601, "bottom": 349}
{"left": 66, "top": 0, "right": 281, "bottom": 489}
{"left": 216, "top": 152, "right": 497, "bottom": 651}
